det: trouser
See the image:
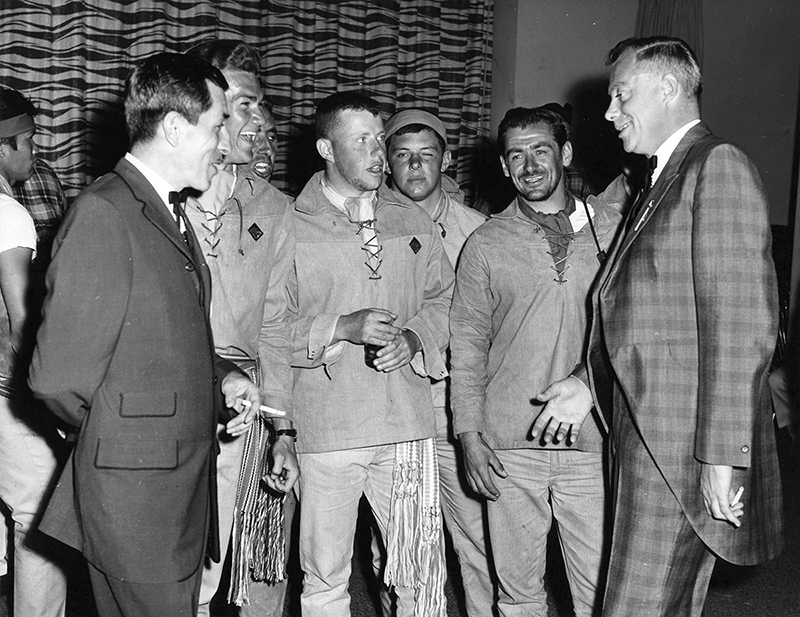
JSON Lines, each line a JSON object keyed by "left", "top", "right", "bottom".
{"left": 89, "top": 560, "right": 202, "bottom": 617}
{"left": 297, "top": 445, "right": 415, "bottom": 617}
{"left": 0, "top": 395, "right": 67, "bottom": 617}
{"left": 487, "top": 448, "right": 607, "bottom": 617}
{"left": 602, "top": 405, "right": 716, "bottom": 616}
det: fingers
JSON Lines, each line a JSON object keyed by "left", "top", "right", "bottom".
{"left": 373, "top": 338, "right": 412, "bottom": 372}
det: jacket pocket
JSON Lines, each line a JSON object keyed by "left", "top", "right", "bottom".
{"left": 119, "top": 391, "right": 177, "bottom": 417}
{"left": 94, "top": 436, "right": 179, "bottom": 469}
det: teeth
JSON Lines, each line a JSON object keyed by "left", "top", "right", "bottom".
{"left": 240, "top": 131, "right": 257, "bottom": 142}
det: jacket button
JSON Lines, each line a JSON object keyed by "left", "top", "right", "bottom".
{"left": 185, "top": 262, "right": 195, "bottom": 272}
{"left": 741, "top": 445, "right": 749, "bottom": 453}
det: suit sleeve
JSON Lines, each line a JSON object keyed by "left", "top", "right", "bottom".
{"left": 29, "top": 195, "right": 133, "bottom": 427}
{"left": 692, "top": 144, "right": 778, "bottom": 467}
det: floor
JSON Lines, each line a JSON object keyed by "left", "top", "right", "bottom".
{"left": 2, "top": 428, "right": 798, "bottom": 616}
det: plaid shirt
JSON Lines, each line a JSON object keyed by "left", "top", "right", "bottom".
{"left": 12, "top": 158, "right": 68, "bottom": 245}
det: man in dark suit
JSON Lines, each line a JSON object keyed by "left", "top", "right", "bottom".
{"left": 29, "top": 53, "right": 262, "bottom": 617}
{"left": 533, "top": 37, "right": 783, "bottom": 616}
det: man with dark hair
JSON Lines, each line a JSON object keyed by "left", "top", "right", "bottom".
{"left": 382, "top": 108, "right": 493, "bottom": 617}
{"left": 0, "top": 85, "right": 67, "bottom": 617}
{"left": 450, "top": 106, "right": 621, "bottom": 616}
{"left": 29, "top": 53, "right": 263, "bottom": 617}
{"left": 536, "top": 36, "right": 783, "bottom": 616}
{"left": 248, "top": 99, "right": 278, "bottom": 181}
{"left": 185, "top": 39, "right": 298, "bottom": 617}
{"left": 279, "top": 92, "right": 453, "bottom": 616}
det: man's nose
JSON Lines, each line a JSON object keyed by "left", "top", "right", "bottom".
{"left": 409, "top": 153, "right": 422, "bottom": 170}
{"left": 604, "top": 98, "right": 618, "bottom": 122}
{"left": 218, "top": 124, "right": 232, "bottom": 156}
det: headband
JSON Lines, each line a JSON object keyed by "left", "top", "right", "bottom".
{"left": 0, "top": 114, "right": 35, "bottom": 139}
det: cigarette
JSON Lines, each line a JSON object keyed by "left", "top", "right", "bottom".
{"left": 238, "top": 399, "right": 287, "bottom": 417}
{"left": 730, "top": 486, "right": 744, "bottom": 507}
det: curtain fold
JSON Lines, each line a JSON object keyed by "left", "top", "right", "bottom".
{"left": 0, "top": 0, "right": 493, "bottom": 205}
{"left": 634, "top": 0, "right": 704, "bottom": 66}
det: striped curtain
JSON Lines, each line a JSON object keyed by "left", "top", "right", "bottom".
{"left": 634, "top": 0, "right": 704, "bottom": 66}
{"left": 0, "top": 0, "right": 493, "bottom": 204}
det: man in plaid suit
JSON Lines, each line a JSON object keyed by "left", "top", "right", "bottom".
{"left": 534, "top": 36, "right": 783, "bottom": 616}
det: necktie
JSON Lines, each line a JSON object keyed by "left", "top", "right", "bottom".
{"left": 625, "top": 155, "right": 657, "bottom": 233}
{"left": 168, "top": 189, "right": 194, "bottom": 249}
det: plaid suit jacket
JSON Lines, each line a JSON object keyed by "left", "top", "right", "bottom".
{"left": 587, "top": 123, "right": 783, "bottom": 565}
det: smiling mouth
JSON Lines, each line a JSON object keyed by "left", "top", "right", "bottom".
{"left": 240, "top": 131, "right": 258, "bottom": 142}
{"left": 367, "top": 163, "right": 384, "bottom": 174}
{"left": 616, "top": 121, "right": 631, "bottom": 134}
{"left": 521, "top": 174, "right": 544, "bottom": 185}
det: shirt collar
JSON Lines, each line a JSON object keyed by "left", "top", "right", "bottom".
{"left": 125, "top": 152, "right": 178, "bottom": 210}
{"left": 0, "top": 173, "right": 12, "bottom": 197}
{"left": 652, "top": 119, "right": 701, "bottom": 184}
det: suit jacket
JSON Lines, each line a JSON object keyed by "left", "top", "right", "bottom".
{"left": 29, "top": 158, "right": 230, "bottom": 583}
{"left": 585, "top": 123, "right": 783, "bottom": 565}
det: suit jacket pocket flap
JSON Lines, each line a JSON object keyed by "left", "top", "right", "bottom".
{"left": 119, "top": 391, "right": 177, "bottom": 417}
{"left": 94, "top": 437, "right": 179, "bottom": 469}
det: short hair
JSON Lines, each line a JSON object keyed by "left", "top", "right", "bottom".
{"left": 314, "top": 92, "right": 381, "bottom": 140}
{"left": 185, "top": 40, "right": 261, "bottom": 76}
{"left": 606, "top": 36, "right": 702, "bottom": 99}
{"left": 0, "top": 86, "right": 37, "bottom": 149}
{"left": 497, "top": 107, "right": 568, "bottom": 153}
{"left": 386, "top": 123, "right": 446, "bottom": 154}
{"left": 124, "top": 52, "right": 229, "bottom": 146}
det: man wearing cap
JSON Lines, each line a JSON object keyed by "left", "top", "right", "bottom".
{"left": 450, "top": 106, "right": 623, "bottom": 616}
{"left": 383, "top": 108, "right": 493, "bottom": 617}
{"left": 280, "top": 92, "right": 453, "bottom": 616}
{"left": 0, "top": 85, "right": 68, "bottom": 617}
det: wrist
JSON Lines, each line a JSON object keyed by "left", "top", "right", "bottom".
{"left": 274, "top": 428, "right": 297, "bottom": 442}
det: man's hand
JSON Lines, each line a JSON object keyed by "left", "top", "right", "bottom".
{"left": 700, "top": 463, "right": 743, "bottom": 528}
{"left": 221, "top": 371, "right": 261, "bottom": 437}
{"left": 265, "top": 437, "right": 299, "bottom": 493}
{"left": 459, "top": 431, "right": 507, "bottom": 500}
{"left": 373, "top": 330, "right": 420, "bottom": 372}
{"left": 334, "top": 308, "right": 400, "bottom": 346}
{"left": 532, "top": 376, "right": 593, "bottom": 445}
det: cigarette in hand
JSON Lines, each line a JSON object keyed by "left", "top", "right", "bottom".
{"left": 237, "top": 399, "right": 287, "bottom": 417}
{"left": 730, "top": 486, "right": 744, "bottom": 507}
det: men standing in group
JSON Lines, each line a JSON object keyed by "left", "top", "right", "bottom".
{"left": 382, "top": 109, "right": 494, "bottom": 616}
{"left": 450, "top": 107, "right": 621, "bottom": 616}
{"left": 283, "top": 92, "right": 453, "bottom": 616}
{"left": 29, "top": 53, "right": 263, "bottom": 617}
{"left": 0, "top": 85, "right": 67, "bottom": 617}
{"left": 185, "top": 40, "right": 297, "bottom": 617}
{"left": 535, "top": 37, "right": 783, "bottom": 616}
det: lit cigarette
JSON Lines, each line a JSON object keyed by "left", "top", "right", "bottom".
{"left": 237, "top": 399, "right": 287, "bottom": 417}
{"left": 730, "top": 486, "right": 744, "bottom": 507}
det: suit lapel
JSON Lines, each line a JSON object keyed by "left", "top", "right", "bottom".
{"left": 599, "top": 123, "right": 712, "bottom": 294}
{"left": 112, "top": 159, "right": 210, "bottom": 308}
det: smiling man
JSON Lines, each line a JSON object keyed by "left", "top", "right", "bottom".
{"left": 535, "top": 37, "right": 783, "bottom": 616}
{"left": 185, "top": 40, "right": 298, "bottom": 617}
{"left": 29, "top": 53, "right": 263, "bottom": 617}
{"left": 450, "top": 107, "right": 623, "bottom": 616}
{"left": 281, "top": 92, "right": 454, "bottom": 616}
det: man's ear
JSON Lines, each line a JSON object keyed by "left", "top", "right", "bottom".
{"left": 561, "top": 140, "right": 573, "bottom": 168}
{"left": 662, "top": 72, "right": 680, "bottom": 106}
{"left": 441, "top": 149, "right": 452, "bottom": 173}
{"left": 162, "top": 111, "right": 183, "bottom": 148}
{"left": 316, "top": 138, "right": 334, "bottom": 164}
{"left": 499, "top": 154, "right": 510, "bottom": 178}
